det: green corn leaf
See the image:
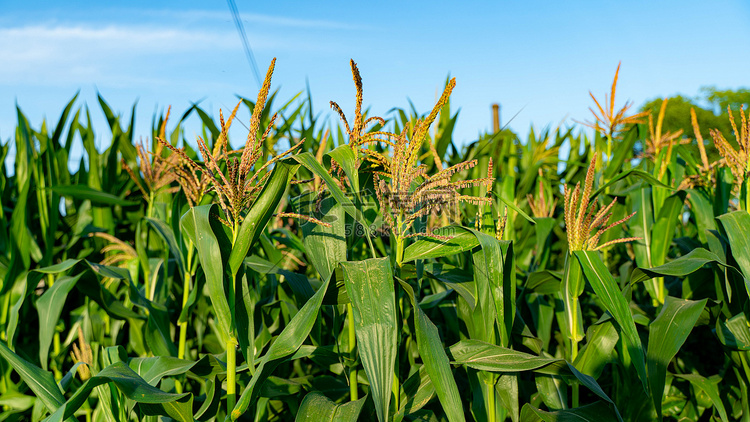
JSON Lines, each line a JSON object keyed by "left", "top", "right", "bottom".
{"left": 295, "top": 391, "right": 366, "bottom": 421}
{"left": 84, "top": 261, "right": 177, "bottom": 358}
{"left": 144, "top": 217, "right": 187, "bottom": 280}
{"left": 630, "top": 247, "right": 740, "bottom": 285}
{"left": 129, "top": 356, "right": 203, "bottom": 386}
{"left": 497, "top": 373, "right": 520, "bottom": 422}
{"left": 228, "top": 160, "right": 299, "bottom": 279}
{"left": 717, "top": 313, "right": 750, "bottom": 350}
{"left": 236, "top": 266, "right": 259, "bottom": 364}
{"left": 403, "top": 227, "right": 479, "bottom": 262}
{"left": 231, "top": 269, "right": 332, "bottom": 419}
{"left": 244, "top": 255, "right": 315, "bottom": 302}
{"left": 574, "top": 251, "right": 647, "bottom": 393}
{"left": 565, "top": 363, "right": 623, "bottom": 422}
{"left": 686, "top": 189, "right": 716, "bottom": 244}
{"left": 647, "top": 296, "right": 707, "bottom": 421}
{"left": 397, "top": 279, "right": 465, "bottom": 422}
{"left": 8, "top": 260, "right": 82, "bottom": 349}
{"left": 673, "top": 373, "right": 729, "bottom": 422}
{"left": 37, "top": 273, "right": 84, "bottom": 370}
{"left": 630, "top": 186, "right": 654, "bottom": 269}
{"left": 650, "top": 191, "right": 686, "bottom": 266}
{"left": 74, "top": 270, "right": 141, "bottom": 321}
{"left": 468, "top": 228, "right": 515, "bottom": 347}
{"left": 43, "top": 403, "right": 66, "bottom": 422}
{"left": 520, "top": 401, "right": 620, "bottom": 422}
{"left": 49, "top": 185, "right": 138, "bottom": 206}
{"left": 535, "top": 375, "right": 567, "bottom": 411}
{"left": 395, "top": 367, "right": 436, "bottom": 421}
{"left": 717, "top": 211, "right": 750, "bottom": 298}
{"left": 497, "top": 195, "right": 535, "bottom": 224}
{"left": 0, "top": 341, "right": 64, "bottom": 414}
{"left": 525, "top": 270, "right": 562, "bottom": 295}
{"left": 61, "top": 361, "right": 192, "bottom": 421}
{"left": 300, "top": 196, "right": 346, "bottom": 283}
{"left": 326, "top": 145, "right": 360, "bottom": 194}
{"left": 448, "top": 340, "right": 566, "bottom": 374}
{"left": 189, "top": 104, "right": 220, "bottom": 140}
{"left": 33, "top": 259, "right": 81, "bottom": 274}
{"left": 180, "top": 204, "right": 232, "bottom": 342}
{"left": 533, "top": 217, "right": 556, "bottom": 268}
{"left": 195, "top": 376, "right": 222, "bottom": 420}
{"left": 340, "top": 257, "right": 396, "bottom": 422}
{"left": 573, "top": 318, "right": 619, "bottom": 379}
{"left": 424, "top": 263, "right": 475, "bottom": 309}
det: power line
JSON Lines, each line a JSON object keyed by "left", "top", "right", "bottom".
{"left": 226, "top": 0, "right": 262, "bottom": 89}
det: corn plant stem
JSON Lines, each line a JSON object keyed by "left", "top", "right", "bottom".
{"left": 395, "top": 212, "right": 405, "bottom": 268}
{"left": 365, "top": 229, "right": 377, "bottom": 259}
{"left": 227, "top": 223, "right": 240, "bottom": 415}
{"left": 570, "top": 301, "right": 580, "bottom": 408}
{"left": 353, "top": 194, "right": 377, "bottom": 259}
{"left": 392, "top": 372, "right": 400, "bottom": 413}
{"left": 392, "top": 212, "right": 405, "bottom": 411}
{"left": 485, "top": 376, "right": 497, "bottom": 422}
{"left": 738, "top": 352, "right": 750, "bottom": 419}
{"left": 52, "top": 331, "right": 62, "bottom": 379}
{"left": 0, "top": 293, "right": 7, "bottom": 342}
{"left": 45, "top": 272, "right": 62, "bottom": 379}
{"left": 227, "top": 337, "right": 238, "bottom": 413}
{"left": 178, "top": 243, "right": 195, "bottom": 358}
{"left": 175, "top": 244, "right": 195, "bottom": 394}
{"left": 563, "top": 253, "right": 582, "bottom": 409}
{"left": 347, "top": 303, "right": 358, "bottom": 401}
{"left": 138, "top": 221, "right": 152, "bottom": 303}
{"left": 232, "top": 218, "right": 239, "bottom": 245}
{"left": 147, "top": 191, "right": 155, "bottom": 219}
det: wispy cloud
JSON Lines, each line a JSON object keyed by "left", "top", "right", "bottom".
{"left": 136, "top": 9, "right": 370, "bottom": 31}
{"left": 0, "top": 6, "right": 370, "bottom": 88}
{"left": 0, "top": 24, "right": 238, "bottom": 84}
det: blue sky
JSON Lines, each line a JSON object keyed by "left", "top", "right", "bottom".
{"left": 2, "top": 0, "right": 749, "bottom": 164}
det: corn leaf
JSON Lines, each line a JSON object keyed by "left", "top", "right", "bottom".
{"left": 49, "top": 185, "right": 138, "bottom": 206}
{"left": 341, "top": 258, "right": 396, "bottom": 422}
{"left": 403, "top": 227, "right": 479, "bottom": 262}
{"left": 574, "top": 251, "right": 647, "bottom": 392}
{"left": 647, "top": 296, "right": 707, "bottom": 421}
{"left": 673, "top": 373, "right": 729, "bottom": 422}
{"left": 231, "top": 269, "right": 332, "bottom": 419}
{"left": 295, "top": 391, "right": 366, "bottom": 421}
{"left": 180, "top": 204, "right": 232, "bottom": 342}
{"left": 37, "top": 273, "right": 84, "bottom": 370}
{"left": 0, "top": 341, "right": 64, "bottom": 415}
{"left": 397, "top": 278, "right": 465, "bottom": 422}
{"left": 228, "top": 160, "right": 299, "bottom": 279}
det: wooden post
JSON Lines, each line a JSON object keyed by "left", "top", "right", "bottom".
{"left": 492, "top": 103, "right": 500, "bottom": 132}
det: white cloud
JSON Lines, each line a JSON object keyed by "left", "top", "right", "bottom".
{"left": 0, "top": 7, "right": 368, "bottom": 88}
{"left": 137, "top": 9, "right": 369, "bottom": 31}
{"left": 0, "top": 24, "right": 240, "bottom": 85}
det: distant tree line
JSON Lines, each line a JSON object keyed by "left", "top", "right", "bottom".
{"left": 639, "top": 87, "right": 750, "bottom": 158}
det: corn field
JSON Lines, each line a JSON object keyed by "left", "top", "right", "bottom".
{"left": 1, "top": 59, "right": 749, "bottom": 421}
